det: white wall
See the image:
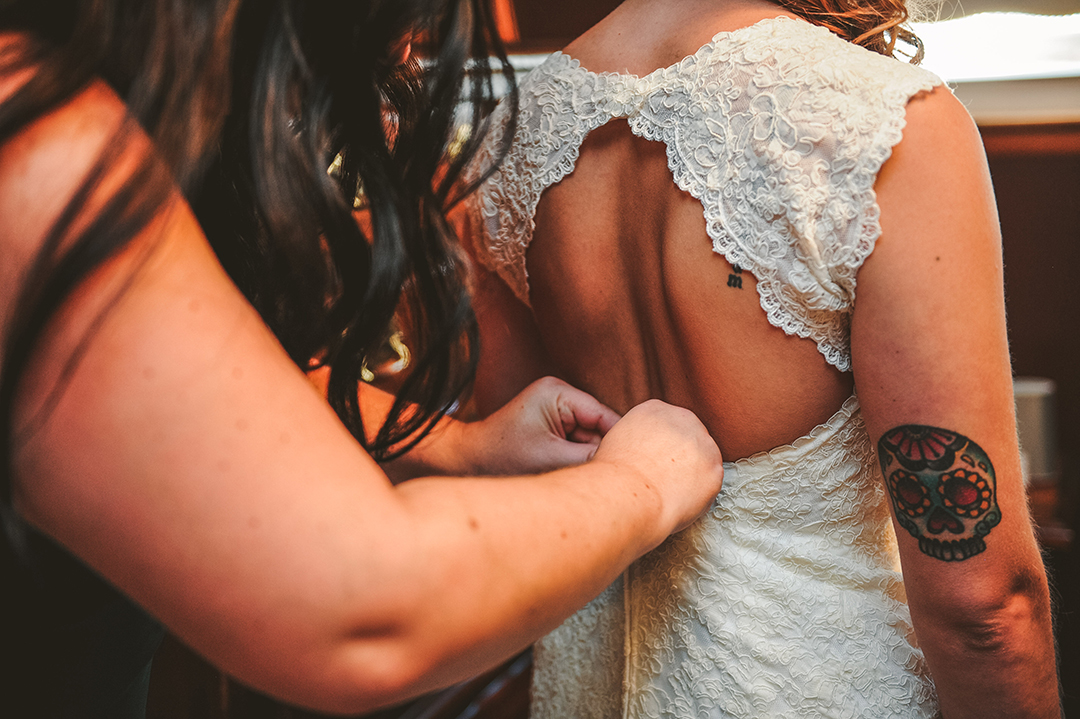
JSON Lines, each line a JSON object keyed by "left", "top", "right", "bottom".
{"left": 914, "top": 11, "right": 1080, "bottom": 123}
{"left": 936, "top": 0, "right": 1080, "bottom": 16}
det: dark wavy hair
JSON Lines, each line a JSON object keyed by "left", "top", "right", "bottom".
{"left": 0, "top": 0, "right": 516, "bottom": 523}
{"left": 771, "top": 0, "right": 925, "bottom": 63}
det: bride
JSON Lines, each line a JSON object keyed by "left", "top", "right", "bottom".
{"left": 462, "top": 0, "right": 1060, "bottom": 716}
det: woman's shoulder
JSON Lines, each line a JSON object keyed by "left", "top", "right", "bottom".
{"left": 0, "top": 42, "right": 152, "bottom": 347}
{"left": 877, "top": 82, "right": 986, "bottom": 205}
{"left": 0, "top": 46, "right": 135, "bottom": 272}
{"left": 0, "top": 36, "right": 130, "bottom": 183}
{"left": 710, "top": 20, "right": 950, "bottom": 170}
{"left": 899, "top": 82, "right": 979, "bottom": 147}
{"left": 0, "top": 32, "right": 33, "bottom": 101}
{"left": 720, "top": 18, "right": 941, "bottom": 96}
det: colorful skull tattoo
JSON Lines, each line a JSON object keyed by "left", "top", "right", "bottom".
{"left": 877, "top": 425, "right": 1000, "bottom": 561}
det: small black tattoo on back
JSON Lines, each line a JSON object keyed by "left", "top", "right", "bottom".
{"left": 727, "top": 264, "right": 743, "bottom": 289}
{"left": 877, "top": 425, "right": 1000, "bottom": 561}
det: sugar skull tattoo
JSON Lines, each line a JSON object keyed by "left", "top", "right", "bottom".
{"left": 877, "top": 425, "right": 1000, "bottom": 561}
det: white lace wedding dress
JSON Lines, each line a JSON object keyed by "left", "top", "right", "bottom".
{"left": 466, "top": 16, "right": 943, "bottom": 718}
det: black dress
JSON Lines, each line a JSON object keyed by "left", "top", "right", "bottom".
{"left": 2, "top": 526, "right": 165, "bottom": 718}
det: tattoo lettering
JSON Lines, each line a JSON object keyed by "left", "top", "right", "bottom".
{"left": 877, "top": 425, "right": 1000, "bottom": 561}
{"left": 727, "top": 264, "right": 743, "bottom": 289}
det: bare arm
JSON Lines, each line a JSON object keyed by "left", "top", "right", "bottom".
{"left": 356, "top": 377, "right": 619, "bottom": 483}
{"left": 852, "top": 86, "right": 1060, "bottom": 718}
{"left": 2, "top": 79, "right": 724, "bottom": 714}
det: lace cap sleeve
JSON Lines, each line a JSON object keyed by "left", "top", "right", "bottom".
{"left": 642, "top": 20, "right": 943, "bottom": 370}
{"left": 464, "top": 53, "right": 615, "bottom": 306}
{"left": 462, "top": 97, "right": 527, "bottom": 300}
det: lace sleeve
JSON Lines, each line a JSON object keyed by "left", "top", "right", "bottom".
{"left": 462, "top": 98, "right": 524, "bottom": 296}
{"left": 632, "top": 25, "right": 942, "bottom": 370}
{"left": 464, "top": 57, "right": 591, "bottom": 305}
{"left": 464, "top": 55, "right": 632, "bottom": 306}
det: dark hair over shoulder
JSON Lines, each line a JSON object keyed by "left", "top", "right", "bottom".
{"left": 0, "top": 0, "right": 516, "bottom": 525}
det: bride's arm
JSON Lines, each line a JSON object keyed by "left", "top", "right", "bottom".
{"left": 851, "top": 86, "right": 1060, "bottom": 718}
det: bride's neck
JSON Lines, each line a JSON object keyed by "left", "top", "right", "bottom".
{"left": 563, "top": 0, "right": 796, "bottom": 76}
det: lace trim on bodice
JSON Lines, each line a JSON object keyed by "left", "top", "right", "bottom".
{"left": 530, "top": 396, "right": 940, "bottom": 719}
{"left": 621, "top": 395, "right": 938, "bottom": 717}
{"left": 466, "top": 17, "right": 942, "bottom": 370}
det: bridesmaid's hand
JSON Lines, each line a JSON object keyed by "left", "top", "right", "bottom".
{"left": 460, "top": 376, "right": 621, "bottom": 476}
{"left": 592, "top": 400, "right": 724, "bottom": 535}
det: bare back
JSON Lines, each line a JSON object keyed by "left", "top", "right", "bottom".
{"left": 523, "top": 1, "right": 852, "bottom": 459}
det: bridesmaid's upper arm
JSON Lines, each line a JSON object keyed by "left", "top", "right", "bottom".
{"left": 0, "top": 72, "right": 433, "bottom": 711}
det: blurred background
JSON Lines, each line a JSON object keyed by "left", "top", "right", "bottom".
{"left": 148, "top": 1, "right": 1080, "bottom": 716}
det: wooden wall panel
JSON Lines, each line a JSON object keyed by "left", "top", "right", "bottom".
{"left": 983, "top": 124, "right": 1080, "bottom": 524}
{"left": 507, "top": 0, "right": 618, "bottom": 51}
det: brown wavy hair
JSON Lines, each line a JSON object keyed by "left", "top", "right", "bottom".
{"left": 771, "top": 0, "right": 926, "bottom": 63}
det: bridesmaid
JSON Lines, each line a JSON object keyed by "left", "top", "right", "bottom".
{"left": 0, "top": 1, "right": 725, "bottom": 716}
